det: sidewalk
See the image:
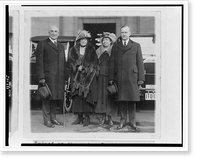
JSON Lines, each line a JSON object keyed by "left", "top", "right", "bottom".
{"left": 31, "top": 110, "right": 155, "bottom": 133}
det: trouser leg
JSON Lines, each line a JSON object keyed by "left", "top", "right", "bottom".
{"left": 119, "top": 101, "right": 127, "bottom": 124}
{"left": 83, "top": 112, "right": 90, "bottom": 126}
{"left": 128, "top": 102, "right": 136, "bottom": 125}
{"left": 42, "top": 99, "right": 51, "bottom": 124}
{"left": 102, "top": 113, "right": 106, "bottom": 121}
{"left": 50, "top": 100, "right": 58, "bottom": 121}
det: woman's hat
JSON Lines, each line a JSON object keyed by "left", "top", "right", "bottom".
{"left": 75, "top": 30, "right": 91, "bottom": 42}
{"left": 102, "top": 32, "right": 117, "bottom": 43}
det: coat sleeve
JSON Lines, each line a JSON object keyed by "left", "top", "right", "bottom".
{"left": 136, "top": 43, "right": 145, "bottom": 81}
{"left": 108, "top": 43, "right": 116, "bottom": 82}
{"left": 35, "top": 41, "right": 45, "bottom": 81}
{"left": 68, "top": 47, "right": 78, "bottom": 74}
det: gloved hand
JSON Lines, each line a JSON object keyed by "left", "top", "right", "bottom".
{"left": 108, "top": 80, "right": 114, "bottom": 85}
{"left": 78, "top": 65, "right": 83, "bottom": 71}
{"left": 138, "top": 80, "right": 144, "bottom": 85}
{"left": 39, "top": 79, "right": 46, "bottom": 84}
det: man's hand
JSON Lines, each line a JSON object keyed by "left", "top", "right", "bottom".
{"left": 108, "top": 80, "right": 114, "bottom": 85}
{"left": 39, "top": 79, "right": 46, "bottom": 84}
{"left": 138, "top": 80, "right": 144, "bottom": 86}
{"left": 78, "top": 65, "right": 83, "bottom": 71}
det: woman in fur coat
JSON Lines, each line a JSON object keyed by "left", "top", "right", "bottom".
{"left": 69, "top": 30, "right": 98, "bottom": 126}
{"left": 95, "top": 32, "right": 118, "bottom": 126}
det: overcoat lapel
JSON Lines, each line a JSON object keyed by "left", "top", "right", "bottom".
{"left": 117, "top": 41, "right": 133, "bottom": 53}
{"left": 124, "top": 41, "right": 133, "bottom": 51}
{"left": 117, "top": 42, "right": 125, "bottom": 52}
{"left": 47, "top": 38, "right": 59, "bottom": 51}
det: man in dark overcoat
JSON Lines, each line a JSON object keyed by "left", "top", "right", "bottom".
{"left": 35, "top": 25, "right": 65, "bottom": 128}
{"left": 109, "top": 25, "right": 145, "bottom": 130}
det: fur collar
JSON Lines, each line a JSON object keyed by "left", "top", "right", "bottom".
{"left": 96, "top": 45, "right": 112, "bottom": 58}
{"left": 70, "top": 43, "right": 97, "bottom": 65}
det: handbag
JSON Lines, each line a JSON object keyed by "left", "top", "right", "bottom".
{"left": 38, "top": 83, "right": 52, "bottom": 100}
{"left": 107, "top": 82, "right": 118, "bottom": 96}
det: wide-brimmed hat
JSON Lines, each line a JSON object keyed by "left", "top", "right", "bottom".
{"left": 101, "top": 32, "right": 117, "bottom": 43}
{"left": 75, "top": 30, "right": 91, "bottom": 42}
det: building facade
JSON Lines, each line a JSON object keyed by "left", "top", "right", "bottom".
{"left": 31, "top": 16, "right": 155, "bottom": 41}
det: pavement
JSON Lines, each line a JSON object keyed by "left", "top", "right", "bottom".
{"left": 31, "top": 110, "right": 155, "bottom": 133}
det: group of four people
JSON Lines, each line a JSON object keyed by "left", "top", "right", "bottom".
{"left": 35, "top": 25, "right": 145, "bottom": 131}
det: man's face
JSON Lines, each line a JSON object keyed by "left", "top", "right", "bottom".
{"left": 121, "top": 26, "right": 131, "bottom": 41}
{"left": 48, "top": 26, "right": 59, "bottom": 40}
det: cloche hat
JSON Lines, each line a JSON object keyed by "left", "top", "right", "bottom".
{"left": 101, "top": 32, "right": 117, "bottom": 43}
{"left": 75, "top": 30, "right": 91, "bottom": 42}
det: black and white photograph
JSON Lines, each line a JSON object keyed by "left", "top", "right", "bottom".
{"left": 1, "top": 1, "right": 188, "bottom": 151}
{"left": 24, "top": 7, "right": 160, "bottom": 143}
{"left": 27, "top": 14, "right": 157, "bottom": 134}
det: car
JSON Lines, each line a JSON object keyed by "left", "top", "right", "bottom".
{"left": 140, "top": 56, "right": 155, "bottom": 100}
{"left": 130, "top": 35, "right": 155, "bottom": 110}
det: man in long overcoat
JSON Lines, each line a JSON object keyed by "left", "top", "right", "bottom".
{"left": 109, "top": 25, "right": 145, "bottom": 130}
{"left": 35, "top": 25, "right": 65, "bottom": 128}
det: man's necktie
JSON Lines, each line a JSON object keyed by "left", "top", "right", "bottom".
{"left": 54, "top": 40, "right": 57, "bottom": 47}
{"left": 123, "top": 41, "right": 126, "bottom": 47}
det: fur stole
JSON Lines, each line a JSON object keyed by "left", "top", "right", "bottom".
{"left": 69, "top": 44, "right": 98, "bottom": 98}
{"left": 69, "top": 43, "right": 97, "bottom": 68}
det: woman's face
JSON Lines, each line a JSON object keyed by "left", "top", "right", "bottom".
{"left": 80, "top": 38, "right": 88, "bottom": 47}
{"left": 102, "top": 37, "right": 111, "bottom": 48}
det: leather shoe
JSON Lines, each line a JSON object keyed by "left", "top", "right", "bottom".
{"left": 44, "top": 121, "right": 55, "bottom": 128}
{"left": 109, "top": 120, "right": 114, "bottom": 126}
{"left": 51, "top": 119, "right": 64, "bottom": 126}
{"left": 83, "top": 116, "right": 90, "bottom": 127}
{"left": 117, "top": 123, "right": 125, "bottom": 130}
{"left": 129, "top": 123, "right": 139, "bottom": 131}
{"left": 99, "top": 119, "right": 105, "bottom": 126}
{"left": 72, "top": 116, "right": 84, "bottom": 125}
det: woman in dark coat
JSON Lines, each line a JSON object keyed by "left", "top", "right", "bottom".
{"left": 95, "top": 32, "right": 117, "bottom": 126}
{"left": 69, "top": 30, "right": 98, "bottom": 126}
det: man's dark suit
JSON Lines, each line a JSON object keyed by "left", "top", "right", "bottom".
{"left": 35, "top": 38, "right": 66, "bottom": 126}
{"left": 109, "top": 38, "right": 145, "bottom": 128}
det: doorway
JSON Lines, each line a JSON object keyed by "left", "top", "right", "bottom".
{"left": 83, "top": 23, "right": 116, "bottom": 49}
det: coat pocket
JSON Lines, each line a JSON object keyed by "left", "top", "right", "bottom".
{"left": 133, "top": 66, "right": 138, "bottom": 73}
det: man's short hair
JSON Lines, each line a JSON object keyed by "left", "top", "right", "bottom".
{"left": 48, "top": 25, "right": 59, "bottom": 32}
{"left": 121, "top": 25, "right": 131, "bottom": 34}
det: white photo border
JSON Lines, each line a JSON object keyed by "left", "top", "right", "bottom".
{"left": 2, "top": 0, "right": 188, "bottom": 152}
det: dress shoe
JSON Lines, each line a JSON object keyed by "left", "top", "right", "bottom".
{"left": 72, "top": 115, "right": 84, "bottom": 125}
{"left": 83, "top": 116, "right": 90, "bottom": 127}
{"left": 107, "top": 116, "right": 113, "bottom": 126}
{"left": 99, "top": 119, "right": 105, "bottom": 126}
{"left": 117, "top": 123, "right": 125, "bottom": 130}
{"left": 108, "top": 119, "right": 114, "bottom": 126}
{"left": 51, "top": 119, "right": 64, "bottom": 126}
{"left": 129, "top": 123, "right": 139, "bottom": 131}
{"left": 117, "top": 118, "right": 126, "bottom": 130}
{"left": 44, "top": 121, "right": 55, "bottom": 128}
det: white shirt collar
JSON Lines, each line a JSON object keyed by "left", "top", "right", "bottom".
{"left": 123, "top": 39, "right": 129, "bottom": 45}
{"left": 49, "top": 37, "right": 57, "bottom": 43}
